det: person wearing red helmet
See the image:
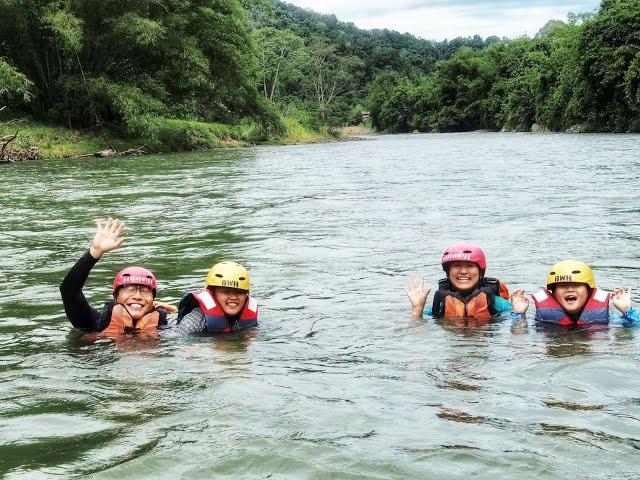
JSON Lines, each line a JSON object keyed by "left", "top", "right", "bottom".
{"left": 406, "top": 242, "right": 511, "bottom": 321}
{"left": 60, "top": 218, "right": 171, "bottom": 335}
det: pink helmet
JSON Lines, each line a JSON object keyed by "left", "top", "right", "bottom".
{"left": 113, "top": 266, "right": 157, "bottom": 295}
{"left": 441, "top": 242, "right": 487, "bottom": 271}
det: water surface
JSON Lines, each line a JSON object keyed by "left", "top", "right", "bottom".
{"left": 1, "top": 133, "right": 639, "bottom": 479}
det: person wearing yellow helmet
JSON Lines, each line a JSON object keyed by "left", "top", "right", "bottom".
{"left": 510, "top": 260, "right": 638, "bottom": 326}
{"left": 175, "top": 261, "right": 258, "bottom": 334}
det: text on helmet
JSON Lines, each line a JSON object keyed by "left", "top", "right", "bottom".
{"left": 123, "top": 275, "right": 154, "bottom": 286}
{"left": 444, "top": 253, "right": 472, "bottom": 261}
{"left": 554, "top": 274, "right": 573, "bottom": 283}
{"left": 222, "top": 280, "right": 240, "bottom": 288}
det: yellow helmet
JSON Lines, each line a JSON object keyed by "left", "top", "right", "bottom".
{"left": 205, "top": 261, "right": 250, "bottom": 291}
{"left": 546, "top": 260, "right": 595, "bottom": 290}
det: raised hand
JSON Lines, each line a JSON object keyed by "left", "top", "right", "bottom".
{"left": 510, "top": 289, "right": 529, "bottom": 314}
{"left": 611, "top": 288, "right": 632, "bottom": 314}
{"left": 89, "top": 217, "right": 126, "bottom": 259}
{"left": 405, "top": 274, "right": 431, "bottom": 317}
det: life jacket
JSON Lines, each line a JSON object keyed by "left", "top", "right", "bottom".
{"left": 178, "top": 289, "right": 258, "bottom": 333}
{"left": 80, "top": 303, "right": 169, "bottom": 342}
{"left": 98, "top": 303, "right": 167, "bottom": 336}
{"left": 531, "top": 288, "right": 609, "bottom": 325}
{"left": 432, "top": 277, "right": 509, "bottom": 321}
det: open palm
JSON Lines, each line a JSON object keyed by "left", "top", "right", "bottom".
{"left": 405, "top": 275, "right": 431, "bottom": 309}
{"left": 90, "top": 218, "right": 125, "bottom": 258}
{"left": 611, "top": 288, "right": 632, "bottom": 314}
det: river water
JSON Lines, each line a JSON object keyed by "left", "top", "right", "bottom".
{"left": 1, "top": 133, "right": 639, "bottom": 479}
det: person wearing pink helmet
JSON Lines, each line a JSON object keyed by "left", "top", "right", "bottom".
{"left": 405, "top": 242, "right": 511, "bottom": 321}
{"left": 60, "top": 218, "right": 172, "bottom": 335}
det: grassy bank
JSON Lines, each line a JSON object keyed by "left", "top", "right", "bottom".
{"left": 0, "top": 116, "right": 340, "bottom": 161}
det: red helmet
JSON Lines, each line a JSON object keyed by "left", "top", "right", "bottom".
{"left": 113, "top": 266, "right": 157, "bottom": 295}
{"left": 441, "top": 242, "right": 487, "bottom": 271}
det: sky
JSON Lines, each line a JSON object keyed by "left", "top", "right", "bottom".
{"left": 282, "top": 0, "right": 601, "bottom": 40}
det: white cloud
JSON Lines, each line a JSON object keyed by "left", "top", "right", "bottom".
{"left": 283, "top": 0, "right": 600, "bottom": 40}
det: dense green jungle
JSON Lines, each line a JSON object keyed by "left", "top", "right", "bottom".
{"left": 1, "top": 0, "right": 639, "bottom": 159}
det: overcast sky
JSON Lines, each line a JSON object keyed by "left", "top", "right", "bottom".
{"left": 282, "top": 0, "right": 601, "bottom": 40}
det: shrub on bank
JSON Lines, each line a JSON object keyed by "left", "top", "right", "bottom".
{"left": 281, "top": 117, "right": 327, "bottom": 143}
{"left": 127, "top": 115, "right": 239, "bottom": 151}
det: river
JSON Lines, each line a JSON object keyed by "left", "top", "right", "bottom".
{"left": 1, "top": 132, "right": 639, "bottom": 479}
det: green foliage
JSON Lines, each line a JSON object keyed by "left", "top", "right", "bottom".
{"left": 368, "top": 71, "right": 401, "bottom": 131}
{"left": 0, "top": 58, "right": 32, "bottom": 103}
{"left": 112, "top": 13, "right": 166, "bottom": 47}
{"left": 579, "top": 0, "right": 640, "bottom": 131}
{"left": 0, "top": 117, "right": 140, "bottom": 158}
{"left": 3, "top": 0, "right": 637, "bottom": 145}
{"left": 0, "top": 0, "right": 263, "bottom": 128}
{"left": 253, "top": 94, "right": 286, "bottom": 138}
{"left": 370, "top": 1, "right": 640, "bottom": 133}
{"left": 127, "top": 115, "right": 236, "bottom": 151}
{"left": 253, "top": 27, "right": 306, "bottom": 102}
{"left": 42, "top": 9, "right": 84, "bottom": 53}
{"left": 249, "top": 0, "right": 499, "bottom": 127}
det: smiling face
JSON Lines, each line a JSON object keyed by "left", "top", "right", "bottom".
{"left": 213, "top": 286, "right": 249, "bottom": 318}
{"left": 448, "top": 261, "right": 481, "bottom": 293}
{"left": 552, "top": 282, "right": 589, "bottom": 315}
{"left": 114, "top": 284, "right": 155, "bottom": 320}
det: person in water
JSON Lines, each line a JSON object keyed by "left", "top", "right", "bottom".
{"left": 60, "top": 218, "right": 172, "bottom": 335}
{"left": 176, "top": 261, "right": 258, "bottom": 334}
{"left": 510, "top": 259, "right": 639, "bottom": 326}
{"left": 406, "top": 242, "right": 511, "bottom": 320}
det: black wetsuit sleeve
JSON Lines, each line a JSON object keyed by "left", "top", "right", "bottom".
{"left": 59, "top": 250, "right": 102, "bottom": 330}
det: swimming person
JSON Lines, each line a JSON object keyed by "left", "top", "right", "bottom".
{"left": 176, "top": 261, "right": 258, "bottom": 334}
{"left": 406, "top": 242, "right": 511, "bottom": 320}
{"left": 60, "top": 218, "right": 172, "bottom": 336}
{"left": 510, "top": 260, "right": 639, "bottom": 326}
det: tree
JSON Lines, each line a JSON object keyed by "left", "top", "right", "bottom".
{"left": 368, "top": 71, "right": 401, "bottom": 130}
{"left": 304, "top": 43, "right": 364, "bottom": 123}
{"left": 0, "top": 0, "right": 264, "bottom": 129}
{"left": 579, "top": 0, "right": 640, "bottom": 130}
{"left": 253, "top": 27, "right": 305, "bottom": 103}
{"left": 0, "top": 58, "right": 32, "bottom": 108}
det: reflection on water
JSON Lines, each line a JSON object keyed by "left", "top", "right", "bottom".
{"left": 537, "top": 324, "right": 609, "bottom": 357}
{"left": 1, "top": 133, "right": 640, "bottom": 478}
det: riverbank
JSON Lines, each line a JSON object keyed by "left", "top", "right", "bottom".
{"left": 0, "top": 116, "right": 350, "bottom": 162}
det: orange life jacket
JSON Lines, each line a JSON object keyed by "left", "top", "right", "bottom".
{"left": 432, "top": 277, "right": 509, "bottom": 321}
{"left": 98, "top": 304, "right": 164, "bottom": 337}
{"left": 443, "top": 292, "right": 492, "bottom": 320}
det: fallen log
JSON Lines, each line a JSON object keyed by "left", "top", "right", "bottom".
{"left": 69, "top": 145, "right": 147, "bottom": 159}
{"left": 94, "top": 148, "right": 117, "bottom": 157}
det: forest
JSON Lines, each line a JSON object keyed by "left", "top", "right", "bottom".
{"left": 1, "top": 0, "right": 638, "bottom": 154}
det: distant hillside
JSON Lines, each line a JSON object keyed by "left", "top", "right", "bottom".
{"left": 251, "top": 1, "right": 499, "bottom": 78}
{"left": 247, "top": 0, "right": 500, "bottom": 125}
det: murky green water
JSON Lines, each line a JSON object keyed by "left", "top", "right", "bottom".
{"left": 1, "top": 133, "right": 639, "bottom": 479}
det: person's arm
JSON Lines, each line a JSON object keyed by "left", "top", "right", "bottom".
{"left": 59, "top": 250, "right": 102, "bottom": 329}
{"left": 493, "top": 295, "right": 512, "bottom": 313}
{"left": 405, "top": 275, "right": 431, "bottom": 319}
{"left": 611, "top": 288, "right": 639, "bottom": 326}
{"left": 59, "top": 218, "right": 126, "bottom": 330}
{"left": 174, "top": 308, "right": 206, "bottom": 334}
